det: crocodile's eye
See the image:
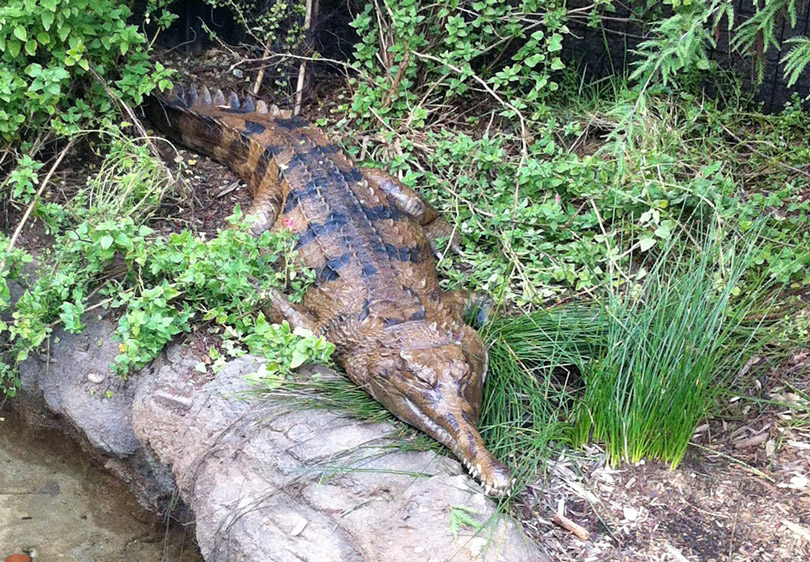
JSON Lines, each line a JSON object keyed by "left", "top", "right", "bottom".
{"left": 411, "top": 365, "right": 437, "bottom": 388}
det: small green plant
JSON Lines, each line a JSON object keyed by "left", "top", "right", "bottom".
{"left": 574, "top": 226, "right": 773, "bottom": 467}
{"left": 781, "top": 37, "right": 810, "bottom": 88}
{"left": 630, "top": 0, "right": 810, "bottom": 90}
{"left": 449, "top": 504, "right": 482, "bottom": 539}
{"left": 77, "top": 128, "right": 176, "bottom": 221}
{"left": 2, "top": 154, "right": 43, "bottom": 204}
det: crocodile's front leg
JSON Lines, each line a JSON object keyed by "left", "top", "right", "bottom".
{"left": 359, "top": 167, "right": 460, "bottom": 255}
{"left": 443, "top": 289, "right": 493, "bottom": 327}
{"left": 262, "top": 288, "right": 319, "bottom": 332}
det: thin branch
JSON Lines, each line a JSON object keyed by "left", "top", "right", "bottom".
{"left": 1, "top": 139, "right": 76, "bottom": 274}
{"left": 294, "top": 0, "right": 316, "bottom": 116}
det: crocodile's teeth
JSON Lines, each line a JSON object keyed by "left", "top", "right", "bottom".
{"left": 200, "top": 86, "right": 212, "bottom": 105}
{"left": 213, "top": 89, "right": 226, "bottom": 105}
{"left": 256, "top": 100, "right": 269, "bottom": 114}
{"left": 229, "top": 91, "right": 240, "bottom": 109}
{"left": 242, "top": 95, "right": 256, "bottom": 112}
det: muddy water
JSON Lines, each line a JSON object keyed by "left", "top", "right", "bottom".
{"left": 0, "top": 410, "right": 202, "bottom": 562}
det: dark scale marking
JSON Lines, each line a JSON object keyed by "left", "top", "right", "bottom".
{"left": 313, "top": 252, "right": 352, "bottom": 288}
{"left": 198, "top": 116, "right": 222, "bottom": 145}
{"left": 227, "top": 134, "right": 251, "bottom": 162}
{"left": 252, "top": 145, "right": 276, "bottom": 185}
{"left": 358, "top": 299, "right": 370, "bottom": 322}
{"left": 461, "top": 410, "right": 475, "bottom": 425}
{"left": 275, "top": 116, "right": 307, "bottom": 129}
{"left": 283, "top": 177, "right": 322, "bottom": 213}
{"left": 295, "top": 211, "right": 350, "bottom": 248}
{"left": 361, "top": 264, "right": 378, "bottom": 278}
{"left": 383, "top": 317, "right": 403, "bottom": 329}
{"left": 444, "top": 414, "right": 460, "bottom": 434}
{"left": 403, "top": 286, "right": 419, "bottom": 299}
{"left": 409, "top": 308, "right": 426, "bottom": 321}
{"left": 371, "top": 242, "right": 429, "bottom": 264}
{"left": 342, "top": 168, "right": 364, "bottom": 182}
{"left": 319, "top": 144, "right": 340, "bottom": 156}
{"left": 286, "top": 153, "right": 307, "bottom": 171}
{"left": 243, "top": 121, "right": 266, "bottom": 135}
{"left": 364, "top": 204, "right": 407, "bottom": 222}
{"left": 283, "top": 166, "right": 364, "bottom": 213}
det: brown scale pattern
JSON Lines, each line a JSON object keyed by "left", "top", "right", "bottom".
{"left": 144, "top": 85, "right": 513, "bottom": 495}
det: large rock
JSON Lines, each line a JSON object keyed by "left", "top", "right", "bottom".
{"left": 15, "top": 313, "right": 548, "bottom": 562}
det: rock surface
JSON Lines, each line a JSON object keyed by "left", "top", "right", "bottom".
{"left": 15, "top": 312, "right": 548, "bottom": 562}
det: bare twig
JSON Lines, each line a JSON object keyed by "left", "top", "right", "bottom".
{"left": 0, "top": 139, "right": 76, "bottom": 274}
{"left": 252, "top": 36, "right": 274, "bottom": 95}
{"left": 294, "top": 0, "right": 316, "bottom": 116}
{"left": 552, "top": 511, "right": 590, "bottom": 542}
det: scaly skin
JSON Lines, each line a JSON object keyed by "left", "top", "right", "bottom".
{"left": 145, "top": 85, "right": 512, "bottom": 495}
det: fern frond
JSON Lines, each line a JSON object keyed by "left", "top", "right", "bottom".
{"left": 781, "top": 36, "right": 810, "bottom": 88}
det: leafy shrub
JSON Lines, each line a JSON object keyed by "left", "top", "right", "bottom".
{"left": 0, "top": 0, "right": 173, "bottom": 144}
{"left": 345, "top": 0, "right": 567, "bottom": 127}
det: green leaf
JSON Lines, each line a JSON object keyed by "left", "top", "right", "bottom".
{"left": 289, "top": 349, "right": 308, "bottom": 369}
{"left": 639, "top": 238, "right": 657, "bottom": 252}
{"left": 99, "top": 234, "right": 114, "bottom": 250}
{"left": 41, "top": 11, "right": 55, "bottom": 31}
{"left": 14, "top": 26, "right": 27, "bottom": 42}
{"left": 7, "top": 39, "right": 21, "bottom": 58}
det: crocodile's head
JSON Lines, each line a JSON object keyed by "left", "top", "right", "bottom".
{"left": 345, "top": 326, "right": 512, "bottom": 496}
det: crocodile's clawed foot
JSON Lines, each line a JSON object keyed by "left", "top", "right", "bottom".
{"left": 423, "top": 218, "right": 461, "bottom": 258}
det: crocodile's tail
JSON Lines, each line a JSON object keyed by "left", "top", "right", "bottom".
{"left": 144, "top": 84, "right": 308, "bottom": 195}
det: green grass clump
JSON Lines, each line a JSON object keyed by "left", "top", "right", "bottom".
{"left": 478, "top": 306, "right": 605, "bottom": 488}
{"left": 574, "top": 228, "right": 772, "bottom": 467}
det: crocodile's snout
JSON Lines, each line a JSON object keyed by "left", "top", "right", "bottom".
{"left": 347, "top": 339, "right": 512, "bottom": 496}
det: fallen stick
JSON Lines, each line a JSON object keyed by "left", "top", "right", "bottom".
{"left": 734, "top": 432, "right": 770, "bottom": 449}
{"left": 552, "top": 511, "right": 590, "bottom": 542}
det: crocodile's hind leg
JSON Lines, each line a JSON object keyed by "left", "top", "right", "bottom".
{"left": 442, "top": 289, "right": 493, "bottom": 327}
{"left": 263, "top": 288, "right": 319, "bottom": 332}
{"left": 245, "top": 174, "right": 287, "bottom": 236}
{"left": 359, "top": 167, "right": 460, "bottom": 255}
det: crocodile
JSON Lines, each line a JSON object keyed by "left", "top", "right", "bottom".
{"left": 145, "top": 85, "right": 512, "bottom": 495}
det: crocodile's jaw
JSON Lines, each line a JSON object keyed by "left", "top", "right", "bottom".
{"left": 345, "top": 342, "right": 513, "bottom": 496}
{"left": 397, "top": 392, "right": 513, "bottom": 496}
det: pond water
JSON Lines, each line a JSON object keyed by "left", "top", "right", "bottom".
{"left": 0, "top": 409, "right": 202, "bottom": 562}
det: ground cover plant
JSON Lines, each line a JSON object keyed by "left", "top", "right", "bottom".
{"left": 1, "top": 3, "right": 809, "bottom": 555}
